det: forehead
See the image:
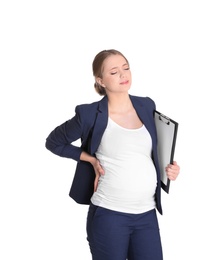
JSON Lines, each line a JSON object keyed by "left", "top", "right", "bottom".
{"left": 102, "top": 54, "right": 128, "bottom": 71}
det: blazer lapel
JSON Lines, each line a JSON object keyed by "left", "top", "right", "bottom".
{"left": 90, "top": 95, "right": 156, "bottom": 155}
{"left": 90, "top": 96, "right": 108, "bottom": 155}
{"left": 130, "top": 96, "right": 155, "bottom": 139}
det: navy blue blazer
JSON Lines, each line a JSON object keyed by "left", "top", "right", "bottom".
{"left": 46, "top": 95, "right": 163, "bottom": 214}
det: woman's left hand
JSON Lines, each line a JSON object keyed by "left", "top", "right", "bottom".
{"left": 165, "top": 161, "right": 180, "bottom": 181}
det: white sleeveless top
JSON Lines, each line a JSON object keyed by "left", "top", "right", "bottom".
{"left": 91, "top": 117, "right": 157, "bottom": 214}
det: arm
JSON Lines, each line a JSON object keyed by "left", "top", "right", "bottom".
{"left": 45, "top": 106, "right": 85, "bottom": 161}
{"left": 45, "top": 105, "right": 105, "bottom": 191}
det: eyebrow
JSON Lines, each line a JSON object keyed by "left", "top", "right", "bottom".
{"left": 109, "top": 63, "right": 129, "bottom": 70}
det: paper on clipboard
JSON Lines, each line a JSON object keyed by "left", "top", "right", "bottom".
{"left": 154, "top": 111, "right": 178, "bottom": 193}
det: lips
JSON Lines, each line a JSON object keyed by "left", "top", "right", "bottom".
{"left": 120, "top": 80, "right": 129, "bottom": 85}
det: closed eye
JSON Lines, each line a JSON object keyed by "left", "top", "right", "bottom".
{"left": 110, "top": 67, "right": 130, "bottom": 75}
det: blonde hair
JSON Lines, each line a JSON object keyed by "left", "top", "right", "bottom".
{"left": 92, "top": 49, "right": 129, "bottom": 96}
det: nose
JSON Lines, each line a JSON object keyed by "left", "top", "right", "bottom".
{"left": 119, "top": 70, "right": 125, "bottom": 78}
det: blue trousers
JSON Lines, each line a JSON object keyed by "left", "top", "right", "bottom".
{"left": 86, "top": 203, "right": 163, "bottom": 260}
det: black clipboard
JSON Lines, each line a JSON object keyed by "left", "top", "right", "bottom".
{"left": 154, "top": 110, "right": 179, "bottom": 193}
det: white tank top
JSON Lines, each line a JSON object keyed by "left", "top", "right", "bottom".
{"left": 91, "top": 117, "right": 157, "bottom": 214}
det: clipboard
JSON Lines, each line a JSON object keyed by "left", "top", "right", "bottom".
{"left": 154, "top": 110, "right": 178, "bottom": 193}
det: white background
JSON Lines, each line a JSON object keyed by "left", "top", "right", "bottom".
{"left": 1, "top": 0, "right": 219, "bottom": 259}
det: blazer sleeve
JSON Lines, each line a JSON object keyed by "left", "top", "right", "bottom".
{"left": 45, "top": 105, "right": 86, "bottom": 162}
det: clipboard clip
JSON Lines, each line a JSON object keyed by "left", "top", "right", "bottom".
{"left": 159, "top": 114, "right": 170, "bottom": 125}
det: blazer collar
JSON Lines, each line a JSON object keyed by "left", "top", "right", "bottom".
{"left": 90, "top": 95, "right": 154, "bottom": 154}
{"left": 90, "top": 96, "right": 108, "bottom": 154}
{"left": 129, "top": 95, "right": 154, "bottom": 137}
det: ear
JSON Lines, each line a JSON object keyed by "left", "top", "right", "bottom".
{"left": 96, "top": 77, "right": 105, "bottom": 88}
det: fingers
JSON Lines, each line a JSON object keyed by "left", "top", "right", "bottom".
{"left": 165, "top": 161, "right": 180, "bottom": 181}
{"left": 93, "top": 160, "right": 104, "bottom": 192}
{"left": 94, "top": 175, "right": 99, "bottom": 192}
{"left": 98, "top": 165, "right": 104, "bottom": 175}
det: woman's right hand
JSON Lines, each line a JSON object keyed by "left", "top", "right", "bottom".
{"left": 91, "top": 158, "right": 105, "bottom": 192}
{"left": 80, "top": 151, "right": 105, "bottom": 192}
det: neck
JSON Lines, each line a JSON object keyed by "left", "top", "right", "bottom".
{"left": 107, "top": 93, "right": 133, "bottom": 113}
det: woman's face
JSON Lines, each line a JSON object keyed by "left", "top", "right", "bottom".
{"left": 97, "top": 54, "right": 132, "bottom": 95}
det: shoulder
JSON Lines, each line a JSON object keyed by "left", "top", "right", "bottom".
{"left": 76, "top": 101, "right": 99, "bottom": 113}
{"left": 75, "top": 96, "right": 106, "bottom": 114}
{"left": 130, "top": 95, "right": 156, "bottom": 109}
{"left": 73, "top": 96, "right": 107, "bottom": 127}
